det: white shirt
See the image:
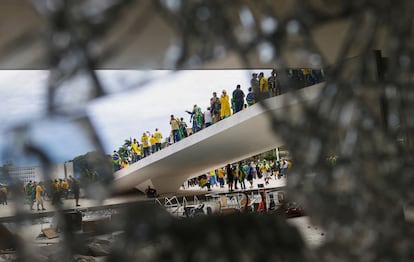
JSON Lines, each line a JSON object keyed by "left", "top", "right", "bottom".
{"left": 204, "top": 110, "right": 213, "bottom": 124}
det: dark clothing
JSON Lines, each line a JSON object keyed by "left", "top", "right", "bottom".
{"left": 146, "top": 187, "right": 158, "bottom": 198}
{"left": 232, "top": 88, "right": 245, "bottom": 113}
{"left": 232, "top": 88, "right": 245, "bottom": 101}
{"left": 226, "top": 166, "right": 234, "bottom": 183}
{"left": 268, "top": 75, "right": 280, "bottom": 96}
{"left": 247, "top": 166, "right": 254, "bottom": 181}
{"left": 72, "top": 182, "right": 80, "bottom": 200}
{"left": 210, "top": 97, "right": 221, "bottom": 115}
{"left": 0, "top": 191, "right": 6, "bottom": 205}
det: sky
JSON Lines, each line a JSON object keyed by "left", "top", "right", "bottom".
{"left": 0, "top": 69, "right": 272, "bottom": 165}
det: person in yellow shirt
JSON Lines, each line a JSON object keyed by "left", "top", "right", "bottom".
{"left": 217, "top": 168, "right": 225, "bottom": 188}
{"left": 219, "top": 90, "right": 231, "bottom": 119}
{"left": 141, "top": 132, "right": 150, "bottom": 157}
{"left": 259, "top": 72, "right": 270, "bottom": 99}
{"left": 61, "top": 179, "right": 69, "bottom": 199}
{"left": 302, "top": 68, "right": 314, "bottom": 85}
{"left": 150, "top": 134, "right": 156, "bottom": 154}
{"left": 121, "top": 159, "right": 129, "bottom": 169}
{"left": 209, "top": 170, "right": 216, "bottom": 187}
{"left": 36, "top": 182, "right": 46, "bottom": 211}
{"left": 170, "top": 115, "right": 180, "bottom": 143}
{"left": 154, "top": 128, "right": 163, "bottom": 151}
{"left": 131, "top": 138, "right": 141, "bottom": 162}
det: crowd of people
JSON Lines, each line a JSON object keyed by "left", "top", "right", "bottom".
{"left": 168, "top": 70, "right": 282, "bottom": 143}
{"left": 111, "top": 68, "right": 324, "bottom": 171}
{"left": 21, "top": 176, "right": 81, "bottom": 211}
{"left": 0, "top": 177, "right": 81, "bottom": 211}
{"left": 186, "top": 158, "right": 291, "bottom": 192}
{"left": 111, "top": 127, "right": 165, "bottom": 171}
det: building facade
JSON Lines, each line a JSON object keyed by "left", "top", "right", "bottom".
{"left": 1, "top": 161, "right": 74, "bottom": 184}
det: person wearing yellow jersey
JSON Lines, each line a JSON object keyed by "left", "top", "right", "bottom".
{"left": 154, "top": 128, "right": 163, "bottom": 151}
{"left": 170, "top": 115, "right": 180, "bottom": 143}
{"left": 36, "top": 182, "right": 46, "bottom": 211}
{"left": 149, "top": 134, "right": 156, "bottom": 154}
{"left": 209, "top": 170, "right": 217, "bottom": 187}
{"left": 259, "top": 72, "right": 270, "bottom": 99}
{"left": 260, "top": 160, "right": 271, "bottom": 185}
{"left": 141, "top": 132, "right": 150, "bottom": 157}
{"left": 61, "top": 179, "right": 69, "bottom": 199}
{"left": 302, "top": 68, "right": 314, "bottom": 85}
{"left": 217, "top": 168, "right": 225, "bottom": 188}
{"left": 131, "top": 138, "right": 141, "bottom": 162}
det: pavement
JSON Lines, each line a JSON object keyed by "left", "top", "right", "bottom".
{"left": 3, "top": 175, "right": 411, "bottom": 250}
{"left": 0, "top": 175, "right": 287, "bottom": 221}
{"left": 0, "top": 176, "right": 329, "bottom": 250}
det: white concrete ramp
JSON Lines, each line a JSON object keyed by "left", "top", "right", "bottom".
{"left": 112, "top": 83, "right": 324, "bottom": 194}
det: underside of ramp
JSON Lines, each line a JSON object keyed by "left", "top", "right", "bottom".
{"left": 112, "top": 83, "right": 324, "bottom": 194}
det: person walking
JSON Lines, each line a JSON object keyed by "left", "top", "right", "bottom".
{"left": 217, "top": 168, "right": 225, "bottom": 188}
{"left": 247, "top": 162, "right": 254, "bottom": 188}
{"left": 36, "top": 182, "right": 46, "bottom": 211}
{"left": 72, "top": 179, "right": 81, "bottom": 207}
{"left": 233, "top": 165, "right": 239, "bottom": 190}
{"left": 179, "top": 117, "right": 188, "bottom": 138}
{"left": 239, "top": 162, "right": 247, "bottom": 190}
{"left": 226, "top": 164, "right": 234, "bottom": 192}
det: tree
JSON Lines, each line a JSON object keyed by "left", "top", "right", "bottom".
{"left": 73, "top": 151, "right": 113, "bottom": 183}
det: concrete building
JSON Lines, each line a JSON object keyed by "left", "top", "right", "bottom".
{"left": 1, "top": 161, "right": 74, "bottom": 184}
{"left": 6, "top": 166, "right": 41, "bottom": 184}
